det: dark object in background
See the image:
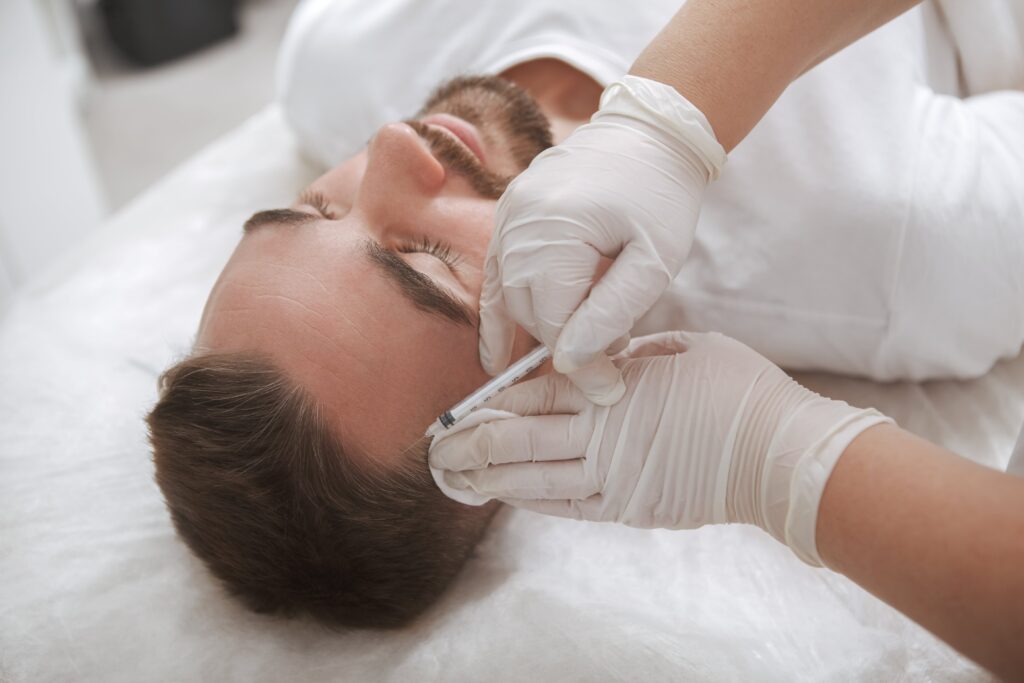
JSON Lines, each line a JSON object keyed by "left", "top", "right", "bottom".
{"left": 100, "top": 0, "right": 239, "bottom": 67}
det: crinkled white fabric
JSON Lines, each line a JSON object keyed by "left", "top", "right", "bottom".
{"left": 1008, "top": 424, "right": 1024, "bottom": 477}
{"left": 2, "top": 107, "right": 1023, "bottom": 683}
{"left": 280, "top": 0, "right": 1024, "bottom": 382}
{"left": 936, "top": 0, "right": 1024, "bottom": 93}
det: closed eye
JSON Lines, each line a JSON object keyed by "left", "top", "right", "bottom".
{"left": 397, "top": 237, "right": 462, "bottom": 271}
{"left": 297, "top": 189, "right": 337, "bottom": 220}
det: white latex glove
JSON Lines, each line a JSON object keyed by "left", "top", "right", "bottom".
{"left": 429, "top": 332, "right": 892, "bottom": 566}
{"left": 479, "top": 75, "right": 727, "bottom": 405}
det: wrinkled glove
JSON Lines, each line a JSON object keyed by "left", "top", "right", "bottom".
{"left": 430, "top": 331, "right": 892, "bottom": 566}
{"left": 479, "top": 75, "right": 726, "bottom": 405}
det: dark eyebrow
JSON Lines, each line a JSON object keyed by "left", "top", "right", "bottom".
{"left": 364, "top": 239, "right": 477, "bottom": 327}
{"left": 243, "top": 208, "right": 319, "bottom": 233}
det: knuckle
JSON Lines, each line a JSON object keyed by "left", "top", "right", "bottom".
{"left": 429, "top": 436, "right": 463, "bottom": 466}
{"left": 525, "top": 428, "right": 544, "bottom": 461}
{"left": 473, "top": 425, "right": 497, "bottom": 463}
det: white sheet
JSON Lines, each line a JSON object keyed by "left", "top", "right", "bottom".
{"left": 2, "top": 107, "right": 1021, "bottom": 682}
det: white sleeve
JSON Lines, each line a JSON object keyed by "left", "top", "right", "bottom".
{"left": 880, "top": 88, "right": 1024, "bottom": 380}
{"left": 1009, "top": 422, "right": 1024, "bottom": 477}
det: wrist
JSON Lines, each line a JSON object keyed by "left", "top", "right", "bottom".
{"left": 595, "top": 75, "right": 726, "bottom": 181}
{"left": 777, "top": 403, "right": 894, "bottom": 566}
{"left": 721, "top": 370, "right": 894, "bottom": 565}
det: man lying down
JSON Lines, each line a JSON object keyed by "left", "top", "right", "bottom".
{"left": 147, "top": 0, "right": 1024, "bottom": 629}
{"left": 148, "top": 75, "right": 555, "bottom": 628}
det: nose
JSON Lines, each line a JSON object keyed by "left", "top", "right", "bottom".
{"left": 359, "top": 123, "right": 446, "bottom": 215}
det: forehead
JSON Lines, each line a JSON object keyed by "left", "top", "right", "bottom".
{"left": 197, "top": 218, "right": 484, "bottom": 460}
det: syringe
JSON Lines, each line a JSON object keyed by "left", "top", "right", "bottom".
{"left": 424, "top": 345, "right": 551, "bottom": 439}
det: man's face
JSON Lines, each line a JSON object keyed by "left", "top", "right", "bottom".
{"left": 196, "top": 77, "right": 553, "bottom": 465}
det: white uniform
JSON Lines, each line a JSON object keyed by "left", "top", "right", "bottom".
{"left": 278, "top": 0, "right": 1024, "bottom": 382}
{"left": 1010, "top": 423, "right": 1024, "bottom": 477}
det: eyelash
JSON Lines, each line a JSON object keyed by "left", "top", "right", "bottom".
{"left": 298, "top": 190, "right": 459, "bottom": 271}
{"left": 298, "top": 190, "right": 337, "bottom": 219}
{"left": 398, "top": 237, "right": 462, "bottom": 271}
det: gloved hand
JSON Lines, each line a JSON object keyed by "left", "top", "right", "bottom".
{"left": 429, "top": 332, "right": 892, "bottom": 566}
{"left": 479, "top": 75, "right": 727, "bottom": 405}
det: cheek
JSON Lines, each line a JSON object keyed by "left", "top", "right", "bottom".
{"left": 436, "top": 200, "right": 495, "bottom": 295}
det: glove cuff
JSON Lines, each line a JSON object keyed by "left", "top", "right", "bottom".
{"left": 781, "top": 406, "right": 894, "bottom": 567}
{"left": 596, "top": 75, "right": 727, "bottom": 180}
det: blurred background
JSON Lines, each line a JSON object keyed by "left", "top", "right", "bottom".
{"left": 0, "top": 0, "right": 300, "bottom": 308}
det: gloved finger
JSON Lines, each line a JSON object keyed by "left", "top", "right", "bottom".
{"left": 453, "top": 459, "right": 598, "bottom": 500}
{"left": 563, "top": 354, "right": 626, "bottom": 406}
{"left": 555, "top": 241, "right": 674, "bottom": 373}
{"left": 499, "top": 496, "right": 604, "bottom": 521}
{"left": 617, "top": 330, "right": 695, "bottom": 359}
{"left": 483, "top": 356, "right": 625, "bottom": 410}
{"left": 478, "top": 255, "right": 516, "bottom": 375}
{"left": 606, "top": 332, "right": 631, "bottom": 356}
{"left": 483, "top": 372, "right": 590, "bottom": 417}
{"left": 528, "top": 246, "right": 603, "bottom": 352}
{"left": 501, "top": 242, "right": 602, "bottom": 350}
{"left": 428, "top": 413, "right": 590, "bottom": 472}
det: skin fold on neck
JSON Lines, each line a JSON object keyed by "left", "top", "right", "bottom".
{"left": 499, "top": 58, "right": 603, "bottom": 144}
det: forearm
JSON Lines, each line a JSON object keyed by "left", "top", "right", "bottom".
{"left": 629, "top": 0, "right": 921, "bottom": 150}
{"left": 816, "top": 424, "right": 1024, "bottom": 680}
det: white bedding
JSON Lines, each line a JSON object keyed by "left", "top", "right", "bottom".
{"left": 2, "top": 106, "right": 1021, "bottom": 682}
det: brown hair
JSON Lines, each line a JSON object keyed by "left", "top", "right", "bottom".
{"left": 146, "top": 352, "right": 498, "bottom": 629}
